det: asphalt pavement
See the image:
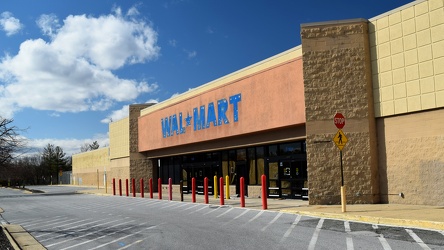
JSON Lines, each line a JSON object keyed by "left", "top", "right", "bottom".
{"left": 1, "top": 185, "right": 444, "bottom": 249}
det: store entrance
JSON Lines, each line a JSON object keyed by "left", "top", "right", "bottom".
{"left": 182, "top": 163, "right": 219, "bottom": 195}
{"left": 267, "top": 159, "right": 307, "bottom": 199}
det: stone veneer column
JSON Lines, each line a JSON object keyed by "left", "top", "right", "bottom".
{"left": 301, "top": 19, "right": 379, "bottom": 205}
{"left": 129, "top": 104, "right": 155, "bottom": 192}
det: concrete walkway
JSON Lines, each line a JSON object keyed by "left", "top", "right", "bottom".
{"left": 81, "top": 187, "right": 444, "bottom": 231}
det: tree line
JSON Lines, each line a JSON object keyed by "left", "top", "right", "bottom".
{"left": 0, "top": 116, "right": 100, "bottom": 187}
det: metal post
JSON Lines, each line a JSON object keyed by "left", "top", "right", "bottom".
{"left": 214, "top": 175, "right": 218, "bottom": 199}
{"left": 126, "top": 179, "right": 129, "bottom": 197}
{"left": 158, "top": 178, "right": 162, "bottom": 200}
{"left": 261, "top": 175, "right": 267, "bottom": 210}
{"left": 240, "top": 177, "right": 245, "bottom": 207}
{"left": 149, "top": 178, "right": 153, "bottom": 198}
{"left": 225, "top": 175, "right": 230, "bottom": 199}
{"left": 192, "top": 177, "right": 196, "bottom": 203}
{"left": 169, "top": 178, "right": 173, "bottom": 201}
{"left": 219, "top": 177, "right": 224, "bottom": 205}
{"left": 204, "top": 177, "right": 209, "bottom": 204}
{"left": 140, "top": 179, "right": 144, "bottom": 198}
{"left": 132, "top": 178, "right": 136, "bottom": 197}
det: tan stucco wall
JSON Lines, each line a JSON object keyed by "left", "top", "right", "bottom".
{"left": 109, "top": 117, "right": 129, "bottom": 159}
{"left": 370, "top": 0, "right": 444, "bottom": 117}
{"left": 139, "top": 47, "right": 305, "bottom": 152}
{"left": 72, "top": 147, "right": 110, "bottom": 187}
{"left": 372, "top": 0, "right": 444, "bottom": 205}
{"left": 377, "top": 109, "right": 444, "bottom": 205}
{"left": 301, "top": 19, "right": 379, "bottom": 205}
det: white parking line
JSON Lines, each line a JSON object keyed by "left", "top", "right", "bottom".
{"left": 281, "top": 214, "right": 301, "bottom": 241}
{"left": 372, "top": 225, "right": 392, "bottom": 250}
{"left": 246, "top": 210, "right": 264, "bottom": 224}
{"left": 216, "top": 207, "right": 234, "bottom": 218}
{"left": 344, "top": 221, "right": 354, "bottom": 250}
{"left": 261, "top": 212, "right": 283, "bottom": 232}
{"left": 65, "top": 223, "right": 155, "bottom": 250}
{"left": 92, "top": 225, "right": 157, "bottom": 250}
{"left": 308, "top": 218, "right": 324, "bottom": 250}
{"left": 405, "top": 229, "right": 431, "bottom": 250}
{"left": 46, "top": 220, "right": 136, "bottom": 248}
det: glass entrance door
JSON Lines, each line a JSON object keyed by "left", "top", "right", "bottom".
{"left": 267, "top": 159, "right": 307, "bottom": 199}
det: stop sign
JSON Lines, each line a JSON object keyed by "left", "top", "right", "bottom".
{"left": 334, "top": 113, "right": 345, "bottom": 129}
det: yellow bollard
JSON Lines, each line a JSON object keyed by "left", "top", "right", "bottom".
{"left": 225, "top": 175, "right": 230, "bottom": 199}
{"left": 341, "top": 186, "right": 347, "bottom": 212}
{"left": 214, "top": 175, "right": 218, "bottom": 199}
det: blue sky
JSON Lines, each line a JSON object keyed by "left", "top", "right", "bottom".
{"left": 0, "top": 0, "right": 414, "bottom": 156}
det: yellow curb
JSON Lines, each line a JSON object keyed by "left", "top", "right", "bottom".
{"left": 3, "top": 224, "right": 46, "bottom": 250}
{"left": 281, "top": 210, "right": 444, "bottom": 231}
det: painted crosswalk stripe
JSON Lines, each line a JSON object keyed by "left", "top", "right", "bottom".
{"left": 308, "top": 218, "right": 324, "bottom": 250}
{"left": 372, "top": 225, "right": 392, "bottom": 250}
{"left": 405, "top": 229, "right": 431, "bottom": 250}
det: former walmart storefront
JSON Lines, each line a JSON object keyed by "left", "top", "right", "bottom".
{"left": 73, "top": 0, "right": 444, "bottom": 206}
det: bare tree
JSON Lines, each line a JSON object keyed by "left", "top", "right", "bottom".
{"left": 80, "top": 141, "right": 100, "bottom": 152}
{"left": 0, "top": 117, "right": 26, "bottom": 167}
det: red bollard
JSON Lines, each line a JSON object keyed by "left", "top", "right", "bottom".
{"left": 240, "top": 177, "right": 245, "bottom": 207}
{"left": 158, "top": 178, "right": 162, "bottom": 200}
{"left": 112, "top": 178, "right": 116, "bottom": 196}
{"left": 140, "top": 179, "right": 144, "bottom": 198}
{"left": 119, "top": 179, "right": 122, "bottom": 196}
{"left": 192, "top": 177, "right": 196, "bottom": 203}
{"left": 261, "top": 174, "right": 267, "bottom": 210}
{"left": 204, "top": 177, "right": 209, "bottom": 204}
{"left": 169, "top": 178, "right": 173, "bottom": 201}
{"left": 132, "top": 178, "right": 136, "bottom": 197}
{"left": 126, "top": 179, "right": 129, "bottom": 197}
{"left": 149, "top": 178, "right": 153, "bottom": 199}
{"left": 220, "top": 177, "right": 224, "bottom": 205}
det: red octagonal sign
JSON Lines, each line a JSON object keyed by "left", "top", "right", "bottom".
{"left": 334, "top": 113, "right": 345, "bottom": 129}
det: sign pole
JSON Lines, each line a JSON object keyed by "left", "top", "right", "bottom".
{"left": 340, "top": 150, "right": 346, "bottom": 212}
{"left": 333, "top": 113, "right": 347, "bottom": 213}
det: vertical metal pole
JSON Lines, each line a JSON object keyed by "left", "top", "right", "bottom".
{"left": 219, "top": 177, "right": 224, "bottom": 205}
{"left": 261, "top": 174, "right": 267, "bottom": 210}
{"left": 340, "top": 150, "right": 346, "bottom": 212}
{"left": 125, "top": 179, "right": 129, "bottom": 197}
{"left": 112, "top": 178, "right": 116, "bottom": 196}
{"left": 149, "top": 178, "right": 153, "bottom": 199}
{"left": 180, "top": 180, "right": 184, "bottom": 202}
{"left": 119, "top": 179, "right": 122, "bottom": 196}
{"left": 240, "top": 177, "right": 245, "bottom": 208}
{"left": 214, "top": 175, "right": 218, "bottom": 199}
{"left": 340, "top": 151, "right": 344, "bottom": 186}
{"left": 204, "top": 177, "right": 209, "bottom": 204}
{"left": 158, "top": 178, "right": 162, "bottom": 200}
{"left": 192, "top": 177, "right": 196, "bottom": 203}
{"left": 225, "top": 175, "right": 230, "bottom": 199}
{"left": 132, "top": 178, "right": 136, "bottom": 197}
{"left": 140, "top": 179, "right": 144, "bottom": 198}
{"left": 169, "top": 178, "right": 173, "bottom": 201}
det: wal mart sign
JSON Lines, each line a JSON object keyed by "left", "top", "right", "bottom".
{"left": 161, "top": 93, "right": 241, "bottom": 138}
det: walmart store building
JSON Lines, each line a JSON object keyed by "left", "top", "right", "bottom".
{"left": 73, "top": 0, "right": 444, "bottom": 206}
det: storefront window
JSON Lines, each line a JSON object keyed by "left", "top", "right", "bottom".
{"left": 268, "top": 145, "right": 278, "bottom": 156}
{"left": 256, "top": 147, "right": 264, "bottom": 185}
{"left": 248, "top": 148, "right": 256, "bottom": 185}
{"left": 279, "top": 142, "right": 302, "bottom": 155}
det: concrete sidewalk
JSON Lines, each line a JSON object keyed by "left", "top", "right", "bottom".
{"left": 79, "top": 187, "right": 444, "bottom": 231}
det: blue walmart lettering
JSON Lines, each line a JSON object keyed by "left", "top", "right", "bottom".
{"left": 161, "top": 93, "right": 241, "bottom": 138}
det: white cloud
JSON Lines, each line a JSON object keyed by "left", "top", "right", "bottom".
{"left": 36, "top": 13, "right": 60, "bottom": 37}
{"left": 0, "top": 7, "right": 160, "bottom": 118}
{"left": 146, "top": 98, "right": 159, "bottom": 104}
{"left": 168, "top": 39, "right": 177, "bottom": 47}
{"left": 101, "top": 105, "right": 129, "bottom": 123}
{"left": 24, "top": 133, "right": 110, "bottom": 156}
{"left": 0, "top": 12, "right": 23, "bottom": 36}
{"left": 184, "top": 49, "right": 197, "bottom": 59}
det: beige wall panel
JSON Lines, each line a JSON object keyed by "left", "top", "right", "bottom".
{"left": 370, "top": 0, "right": 444, "bottom": 117}
{"left": 72, "top": 148, "right": 110, "bottom": 188}
{"left": 109, "top": 117, "right": 130, "bottom": 159}
{"left": 377, "top": 109, "right": 444, "bottom": 205}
